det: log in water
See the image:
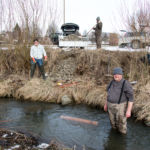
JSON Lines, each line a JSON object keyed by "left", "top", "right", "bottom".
{"left": 60, "top": 115, "right": 98, "bottom": 125}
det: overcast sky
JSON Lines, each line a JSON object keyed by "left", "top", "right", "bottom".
{"left": 63, "top": 0, "right": 137, "bottom": 34}
{"left": 0, "top": 0, "right": 142, "bottom": 35}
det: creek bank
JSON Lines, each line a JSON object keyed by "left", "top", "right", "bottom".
{"left": 0, "top": 74, "right": 150, "bottom": 126}
{"left": 0, "top": 49, "right": 150, "bottom": 126}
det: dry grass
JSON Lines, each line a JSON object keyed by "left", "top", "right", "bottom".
{"left": 0, "top": 79, "right": 13, "bottom": 97}
{"left": 0, "top": 45, "right": 30, "bottom": 75}
{"left": 15, "top": 78, "right": 62, "bottom": 103}
{"left": 85, "top": 87, "right": 106, "bottom": 107}
{"left": 133, "top": 82, "right": 150, "bottom": 124}
{"left": 75, "top": 50, "right": 150, "bottom": 83}
{"left": 0, "top": 46, "right": 61, "bottom": 76}
{"left": 0, "top": 46, "right": 149, "bottom": 83}
{"left": 0, "top": 75, "right": 26, "bottom": 97}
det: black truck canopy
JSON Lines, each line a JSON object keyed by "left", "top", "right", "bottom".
{"left": 61, "top": 23, "right": 79, "bottom": 36}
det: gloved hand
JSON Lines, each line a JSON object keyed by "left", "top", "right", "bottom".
{"left": 32, "top": 57, "right": 36, "bottom": 63}
{"left": 44, "top": 56, "right": 48, "bottom": 61}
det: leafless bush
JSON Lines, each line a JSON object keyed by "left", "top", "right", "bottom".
{"left": 109, "top": 33, "right": 119, "bottom": 46}
{"left": 118, "top": 0, "right": 150, "bottom": 32}
{"left": 75, "top": 50, "right": 150, "bottom": 83}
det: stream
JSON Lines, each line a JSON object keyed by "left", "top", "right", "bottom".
{"left": 0, "top": 98, "right": 149, "bottom": 150}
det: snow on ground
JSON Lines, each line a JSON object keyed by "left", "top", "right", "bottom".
{"left": 1, "top": 44, "right": 150, "bottom": 52}
{"left": 3, "top": 143, "right": 50, "bottom": 150}
{"left": 49, "top": 44, "right": 150, "bottom": 52}
{"left": 37, "top": 143, "right": 49, "bottom": 149}
{"left": 2, "top": 134, "right": 8, "bottom": 138}
{"left": 102, "top": 45, "right": 150, "bottom": 52}
{"left": 5, "top": 145, "right": 20, "bottom": 150}
{"left": 0, "top": 47, "right": 9, "bottom": 50}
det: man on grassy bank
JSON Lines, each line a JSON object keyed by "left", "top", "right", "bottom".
{"left": 93, "top": 16, "right": 103, "bottom": 49}
{"left": 30, "top": 39, "right": 47, "bottom": 80}
{"left": 104, "top": 67, "right": 134, "bottom": 134}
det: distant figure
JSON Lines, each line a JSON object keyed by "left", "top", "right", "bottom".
{"left": 30, "top": 38, "right": 47, "bottom": 80}
{"left": 93, "top": 17, "right": 103, "bottom": 49}
{"left": 104, "top": 67, "right": 134, "bottom": 134}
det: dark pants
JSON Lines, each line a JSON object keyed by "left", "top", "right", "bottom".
{"left": 95, "top": 35, "right": 101, "bottom": 49}
{"left": 30, "top": 59, "right": 46, "bottom": 80}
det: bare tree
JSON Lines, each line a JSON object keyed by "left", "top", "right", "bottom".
{"left": 119, "top": 0, "right": 150, "bottom": 32}
{"left": 45, "top": 0, "right": 62, "bottom": 36}
{"left": 46, "top": 21, "right": 59, "bottom": 37}
{"left": 0, "top": 0, "right": 63, "bottom": 44}
{"left": 12, "top": 23, "right": 21, "bottom": 43}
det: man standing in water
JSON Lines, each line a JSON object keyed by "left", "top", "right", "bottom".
{"left": 30, "top": 38, "right": 47, "bottom": 80}
{"left": 93, "top": 16, "right": 103, "bottom": 49}
{"left": 104, "top": 67, "right": 134, "bottom": 134}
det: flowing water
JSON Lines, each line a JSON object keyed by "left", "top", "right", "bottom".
{"left": 0, "top": 98, "right": 150, "bottom": 150}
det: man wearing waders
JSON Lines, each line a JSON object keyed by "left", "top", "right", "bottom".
{"left": 104, "top": 67, "right": 134, "bottom": 134}
{"left": 30, "top": 39, "right": 47, "bottom": 80}
{"left": 93, "top": 17, "right": 103, "bottom": 49}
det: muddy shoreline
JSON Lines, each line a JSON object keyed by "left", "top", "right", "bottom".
{"left": 0, "top": 128, "right": 70, "bottom": 149}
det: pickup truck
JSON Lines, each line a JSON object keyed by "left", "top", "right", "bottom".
{"left": 51, "top": 23, "right": 91, "bottom": 48}
{"left": 119, "top": 32, "right": 150, "bottom": 49}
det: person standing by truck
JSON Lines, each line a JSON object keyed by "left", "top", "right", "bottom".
{"left": 104, "top": 67, "right": 134, "bottom": 134}
{"left": 93, "top": 17, "right": 103, "bottom": 49}
{"left": 30, "top": 38, "right": 47, "bottom": 80}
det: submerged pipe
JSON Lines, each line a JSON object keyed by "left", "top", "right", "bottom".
{"left": 60, "top": 115, "right": 98, "bottom": 126}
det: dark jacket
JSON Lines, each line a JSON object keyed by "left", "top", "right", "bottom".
{"left": 94, "top": 22, "right": 102, "bottom": 36}
{"left": 107, "top": 79, "right": 134, "bottom": 104}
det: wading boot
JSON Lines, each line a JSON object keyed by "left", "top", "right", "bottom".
{"left": 30, "top": 63, "right": 36, "bottom": 78}
{"left": 39, "top": 65, "right": 46, "bottom": 80}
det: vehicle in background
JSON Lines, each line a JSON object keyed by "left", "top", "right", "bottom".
{"left": 50, "top": 32, "right": 62, "bottom": 45}
{"left": 61, "top": 23, "right": 80, "bottom": 36}
{"left": 119, "top": 32, "right": 150, "bottom": 49}
{"left": 51, "top": 23, "right": 91, "bottom": 49}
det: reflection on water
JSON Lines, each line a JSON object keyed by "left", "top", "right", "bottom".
{"left": 0, "top": 98, "right": 150, "bottom": 150}
{"left": 104, "top": 129, "right": 127, "bottom": 150}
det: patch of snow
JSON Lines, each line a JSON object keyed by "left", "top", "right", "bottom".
{"left": 37, "top": 143, "right": 49, "bottom": 149}
{"left": 11, "top": 145, "right": 20, "bottom": 149}
{"left": 5, "top": 145, "right": 20, "bottom": 150}
{"left": 62, "top": 47, "right": 72, "bottom": 51}
{"left": 45, "top": 44, "right": 150, "bottom": 52}
{"left": 2, "top": 134, "right": 8, "bottom": 138}
{"left": 52, "top": 46, "right": 59, "bottom": 50}
{"left": 0, "top": 47, "right": 9, "bottom": 50}
{"left": 102, "top": 45, "right": 150, "bottom": 52}
{"left": 10, "top": 132, "right": 13, "bottom": 135}
{"left": 45, "top": 73, "right": 48, "bottom": 77}
{"left": 130, "top": 81, "right": 138, "bottom": 85}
